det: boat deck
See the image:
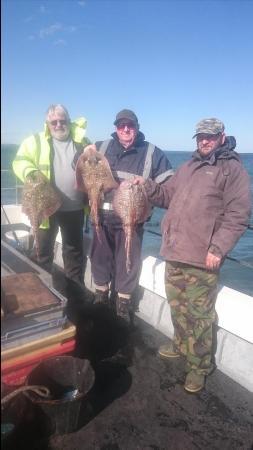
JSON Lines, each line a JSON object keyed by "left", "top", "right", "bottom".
{"left": 52, "top": 320, "right": 253, "bottom": 450}
{"left": 1, "top": 239, "right": 253, "bottom": 449}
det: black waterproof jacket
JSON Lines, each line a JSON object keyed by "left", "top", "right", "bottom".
{"left": 96, "top": 131, "right": 173, "bottom": 202}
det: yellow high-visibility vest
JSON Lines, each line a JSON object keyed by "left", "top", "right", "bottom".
{"left": 13, "top": 117, "right": 91, "bottom": 228}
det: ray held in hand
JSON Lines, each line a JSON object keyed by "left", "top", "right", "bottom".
{"left": 113, "top": 179, "right": 150, "bottom": 272}
{"left": 76, "top": 145, "right": 118, "bottom": 241}
{"left": 22, "top": 171, "right": 61, "bottom": 258}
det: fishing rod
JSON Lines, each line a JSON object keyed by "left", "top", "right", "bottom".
{"left": 145, "top": 227, "right": 253, "bottom": 270}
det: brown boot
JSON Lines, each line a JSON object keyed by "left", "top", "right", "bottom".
{"left": 158, "top": 342, "right": 180, "bottom": 359}
{"left": 184, "top": 371, "right": 205, "bottom": 393}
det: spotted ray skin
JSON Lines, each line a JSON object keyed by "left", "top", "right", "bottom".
{"left": 113, "top": 179, "right": 151, "bottom": 273}
{"left": 22, "top": 171, "right": 62, "bottom": 258}
{"left": 76, "top": 150, "right": 118, "bottom": 240}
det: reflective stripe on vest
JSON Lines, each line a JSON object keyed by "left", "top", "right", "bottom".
{"left": 155, "top": 168, "right": 174, "bottom": 183}
{"left": 99, "top": 139, "right": 112, "bottom": 156}
{"left": 142, "top": 143, "right": 155, "bottom": 179}
{"left": 99, "top": 139, "right": 155, "bottom": 180}
{"left": 34, "top": 133, "right": 41, "bottom": 168}
{"left": 33, "top": 133, "right": 50, "bottom": 171}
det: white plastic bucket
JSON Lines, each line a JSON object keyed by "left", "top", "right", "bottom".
{"left": 5, "top": 230, "right": 30, "bottom": 251}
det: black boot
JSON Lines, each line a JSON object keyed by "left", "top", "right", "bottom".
{"left": 109, "top": 289, "right": 117, "bottom": 311}
{"left": 116, "top": 295, "right": 133, "bottom": 326}
{"left": 94, "top": 289, "right": 109, "bottom": 305}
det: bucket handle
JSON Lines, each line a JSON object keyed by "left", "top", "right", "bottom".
{"left": 1, "top": 385, "right": 50, "bottom": 408}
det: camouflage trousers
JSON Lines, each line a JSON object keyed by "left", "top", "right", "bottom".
{"left": 165, "top": 261, "right": 218, "bottom": 375}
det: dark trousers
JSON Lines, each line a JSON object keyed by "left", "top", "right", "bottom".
{"left": 90, "top": 222, "right": 144, "bottom": 295}
{"left": 32, "top": 210, "right": 85, "bottom": 284}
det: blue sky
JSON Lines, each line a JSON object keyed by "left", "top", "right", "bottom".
{"left": 2, "top": 0, "right": 253, "bottom": 152}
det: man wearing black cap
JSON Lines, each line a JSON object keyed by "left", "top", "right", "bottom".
{"left": 88, "top": 109, "right": 173, "bottom": 324}
{"left": 133, "top": 117, "right": 251, "bottom": 392}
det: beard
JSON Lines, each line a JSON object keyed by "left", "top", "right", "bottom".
{"left": 51, "top": 128, "right": 70, "bottom": 141}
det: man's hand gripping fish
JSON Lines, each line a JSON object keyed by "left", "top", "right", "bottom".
{"left": 76, "top": 145, "right": 118, "bottom": 240}
{"left": 22, "top": 171, "right": 62, "bottom": 258}
{"left": 113, "top": 179, "right": 151, "bottom": 273}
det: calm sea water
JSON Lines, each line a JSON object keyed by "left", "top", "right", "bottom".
{"left": 1, "top": 145, "right": 253, "bottom": 295}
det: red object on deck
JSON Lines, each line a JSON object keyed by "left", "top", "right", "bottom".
{"left": 1, "top": 339, "right": 76, "bottom": 386}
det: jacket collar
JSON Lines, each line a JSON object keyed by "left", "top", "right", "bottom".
{"left": 111, "top": 130, "right": 146, "bottom": 152}
{"left": 192, "top": 136, "right": 240, "bottom": 165}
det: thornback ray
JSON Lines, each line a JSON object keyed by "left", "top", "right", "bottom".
{"left": 76, "top": 148, "right": 118, "bottom": 241}
{"left": 22, "top": 171, "right": 62, "bottom": 258}
{"left": 113, "top": 179, "right": 151, "bottom": 272}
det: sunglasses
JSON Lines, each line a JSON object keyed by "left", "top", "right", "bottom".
{"left": 117, "top": 121, "right": 136, "bottom": 130}
{"left": 49, "top": 119, "right": 68, "bottom": 126}
{"left": 196, "top": 133, "right": 222, "bottom": 141}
